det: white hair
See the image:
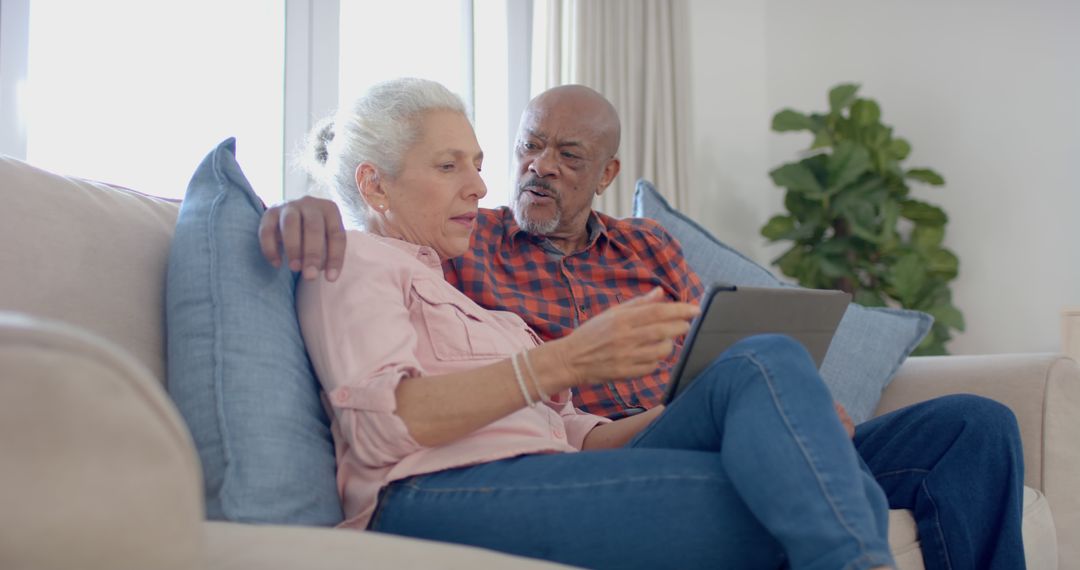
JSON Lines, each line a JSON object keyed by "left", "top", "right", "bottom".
{"left": 302, "top": 77, "right": 467, "bottom": 227}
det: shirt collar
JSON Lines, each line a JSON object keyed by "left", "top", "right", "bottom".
{"left": 504, "top": 208, "right": 609, "bottom": 253}
{"left": 370, "top": 233, "right": 443, "bottom": 270}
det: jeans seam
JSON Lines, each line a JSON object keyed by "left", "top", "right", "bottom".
{"left": 740, "top": 351, "right": 872, "bottom": 559}
{"left": 874, "top": 468, "right": 931, "bottom": 478}
{"left": 875, "top": 469, "right": 951, "bottom": 570}
{"left": 922, "top": 478, "right": 953, "bottom": 570}
{"left": 401, "top": 473, "right": 725, "bottom": 494}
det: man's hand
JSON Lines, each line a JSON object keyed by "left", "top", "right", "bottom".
{"left": 258, "top": 196, "right": 346, "bottom": 281}
{"left": 834, "top": 401, "right": 855, "bottom": 439}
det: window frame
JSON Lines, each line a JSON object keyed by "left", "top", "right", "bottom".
{"left": 0, "top": 0, "right": 532, "bottom": 204}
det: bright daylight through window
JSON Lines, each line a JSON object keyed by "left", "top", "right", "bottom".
{"left": 338, "top": 0, "right": 513, "bottom": 208}
{"left": 25, "top": 0, "right": 285, "bottom": 203}
{"left": 16, "top": 0, "right": 518, "bottom": 207}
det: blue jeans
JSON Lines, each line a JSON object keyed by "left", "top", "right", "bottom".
{"left": 369, "top": 335, "right": 895, "bottom": 569}
{"left": 855, "top": 394, "right": 1026, "bottom": 570}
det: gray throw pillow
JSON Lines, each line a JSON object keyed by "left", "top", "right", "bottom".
{"left": 633, "top": 179, "right": 932, "bottom": 423}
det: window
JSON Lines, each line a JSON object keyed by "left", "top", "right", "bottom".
{"left": 24, "top": 0, "right": 285, "bottom": 203}
{"left": 3, "top": 0, "right": 529, "bottom": 208}
{"left": 337, "top": 0, "right": 518, "bottom": 208}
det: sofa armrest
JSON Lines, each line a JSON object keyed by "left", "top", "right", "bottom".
{"left": 876, "top": 353, "right": 1080, "bottom": 566}
{"left": 0, "top": 312, "right": 205, "bottom": 570}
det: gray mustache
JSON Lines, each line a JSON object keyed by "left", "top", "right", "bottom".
{"left": 519, "top": 178, "right": 557, "bottom": 197}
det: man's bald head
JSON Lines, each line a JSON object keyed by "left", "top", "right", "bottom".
{"left": 523, "top": 85, "right": 621, "bottom": 158}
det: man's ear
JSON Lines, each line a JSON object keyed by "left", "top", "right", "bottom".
{"left": 354, "top": 163, "right": 388, "bottom": 211}
{"left": 594, "top": 156, "right": 621, "bottom": 196}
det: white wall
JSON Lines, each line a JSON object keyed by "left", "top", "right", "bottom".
{"left": 687, "top": 0, "right": 1080, "bottom": 354}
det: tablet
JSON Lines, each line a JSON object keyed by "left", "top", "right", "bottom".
{"left": 663, "top": 283, "right": 851, "bottom": 404}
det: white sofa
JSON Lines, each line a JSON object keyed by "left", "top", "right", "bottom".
{"left": 1, "top": 154, "right": 1075, "bottom": 569}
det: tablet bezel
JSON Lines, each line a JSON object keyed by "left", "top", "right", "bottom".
{"left": 662, "top": 283, "right": 850, "bottom": 405}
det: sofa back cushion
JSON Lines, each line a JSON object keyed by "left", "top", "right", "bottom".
{"left": 0, "top": 156, "right": 180, "bottom": 383}
{"left": 634, "top": 179, "right": 932, "bottom": 423}
{"left": 165, "top": 139, "right": 342, "bottom": 525}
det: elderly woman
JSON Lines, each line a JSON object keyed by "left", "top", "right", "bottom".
{"left": 296, "top": 77, "right": 895, "bottom": 570}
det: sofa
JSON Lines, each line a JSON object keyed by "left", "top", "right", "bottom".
{"left": 1, "top": 153, "right": 1076, "bottom": 569}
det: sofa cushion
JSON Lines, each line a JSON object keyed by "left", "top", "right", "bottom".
{"left": 165, "top": 139, "right": 342, "bottom": 525}
{"left": 0, "top": 156, "right": 179, "bottom": 383}
{"left": 633, "top": 179, "right": 932, "bottom": 423}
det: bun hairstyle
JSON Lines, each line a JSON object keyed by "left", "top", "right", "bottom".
{"left": 302, "top": 77, "right": 468, "bottom": 228}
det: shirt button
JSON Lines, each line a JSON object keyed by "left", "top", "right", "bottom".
{"left": 335, "top": 389, "right": 350, "bottom": 404}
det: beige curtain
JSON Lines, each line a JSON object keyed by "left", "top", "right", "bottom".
{"left": 531, "top": 0, "right": 691, "bottom": 217}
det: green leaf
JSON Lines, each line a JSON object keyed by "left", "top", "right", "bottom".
{"left": 912, "top": 225, "right": 944, "bottom": 252}
{"left": 901, "top": 200, "right": 948, "bottom": 226}
{"left": 770, "top": 162, "right": 824, "bottom": 196}
{"left": 853, "top": 289, "right": 886, "bottom": 307}
{"left": 814, "top": 253, "right": 850, "bottom": 279}
{"left": 888, "top": 253, "right": 927, "bottom": 305}
{"left": 850, "top": 98, "right": 881, "bottom": 127}
{"left": 906, "top": 168, "right": 945, "bottom": 185}
{"left": 927, "top": 302, "right": 966, "bottom": 331}
{"left": 810, "top": 129, "right": 834, "bottom": 150}
{"left": 889, "top": 138, "right": 911, "bottom": 160}
{"left": 879, "top": 200, "right": 900, "bottom": 244}
{"left": 772, "top": 109, "right": 816, "bottom": 132}
{"left": 926, "top": 248, "right": 960, "bottom": 279}
{"left": 774, "top": 246, "right": 805, "bottom": 280}
{"left": 761, "top": 215, "right": 796, "bottom": 241}
{"left": 914, "top": 326, "right": 938, "bottom": 354}
{"left": 826, "top": 141, "right": 872, "bottom": 192}
{"left": 829, "top": 83, "right": 860, "bottom": 114}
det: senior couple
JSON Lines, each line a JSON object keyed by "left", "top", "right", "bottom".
{"left": 260, "top": 78, "right": 1024, "bottom": 569}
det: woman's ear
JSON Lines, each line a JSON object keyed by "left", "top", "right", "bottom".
{"left": 354, "top": 163, "right": 388, "bottom": 212}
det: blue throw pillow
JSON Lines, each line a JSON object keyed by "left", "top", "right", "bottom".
{"left": 165, "top": 138, "right": 342, "bottom": 525}
{"left": 633, "top": 179, "right": 932, "bottom": 423}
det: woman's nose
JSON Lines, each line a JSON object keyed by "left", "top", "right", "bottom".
{"left": 465, "top": 168, "right": 487, "bottom": 199}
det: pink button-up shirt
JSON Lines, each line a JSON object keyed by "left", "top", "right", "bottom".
{"left": 297, "top": 231, "right": 609, "bottom": 529}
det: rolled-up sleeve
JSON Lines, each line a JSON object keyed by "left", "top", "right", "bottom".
{"left": 546, "top": 391, "right": 611, "bottom": 450}
{"left": 296, "top": 240, "right": 426, "bottom": 468}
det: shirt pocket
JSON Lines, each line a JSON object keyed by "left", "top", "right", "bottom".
{"left": 411, "top": 278, "right": 503, "bottom": 361}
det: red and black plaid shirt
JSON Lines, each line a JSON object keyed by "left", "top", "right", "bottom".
{"left": 444, "top": 207, "right": 704, "bottom": 419}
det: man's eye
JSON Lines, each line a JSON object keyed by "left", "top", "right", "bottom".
{"left": 439, "top": 163, "right": 455, "bottom": 171}
{"left": 522, "top": 142, "right": 538, "bottom": 151}
{"left": 561, "top": 152, "right": 579, "bottom": 160}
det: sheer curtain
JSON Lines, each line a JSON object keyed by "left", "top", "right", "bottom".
{"left": 531, "top": 0, "right": 691, "bottom": 217}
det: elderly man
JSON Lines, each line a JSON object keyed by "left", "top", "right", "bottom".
{"left": 261, "top": 84, "right": 1025, "bottom": 570}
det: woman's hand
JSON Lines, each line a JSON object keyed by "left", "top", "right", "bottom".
{"left": 548, "top": 288, "right": 699, "bottom": 387}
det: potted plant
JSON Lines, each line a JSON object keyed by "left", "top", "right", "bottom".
{"left": 762, "top": 83, "right": 963, "bottom": 355}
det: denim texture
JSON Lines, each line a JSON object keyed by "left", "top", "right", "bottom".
{"left": 855, "top": 395, "right": 1026, "bottom": 570}
{"left": 166, "top": 138, "right": 342, "bottom": 525}
{"left": 370, "top": 335, "right": 895, "bottom": 569}
{"left": 632, "top": 178, "right": 933, "bottom": 424}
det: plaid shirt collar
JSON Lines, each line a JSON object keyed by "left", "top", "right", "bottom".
{"left": 505, "top": 208, "right": 609, "bottom": 255}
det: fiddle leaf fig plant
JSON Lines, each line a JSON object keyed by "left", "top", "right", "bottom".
{"left": 762, "top": 83, "right": 963, "bottom": 355}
